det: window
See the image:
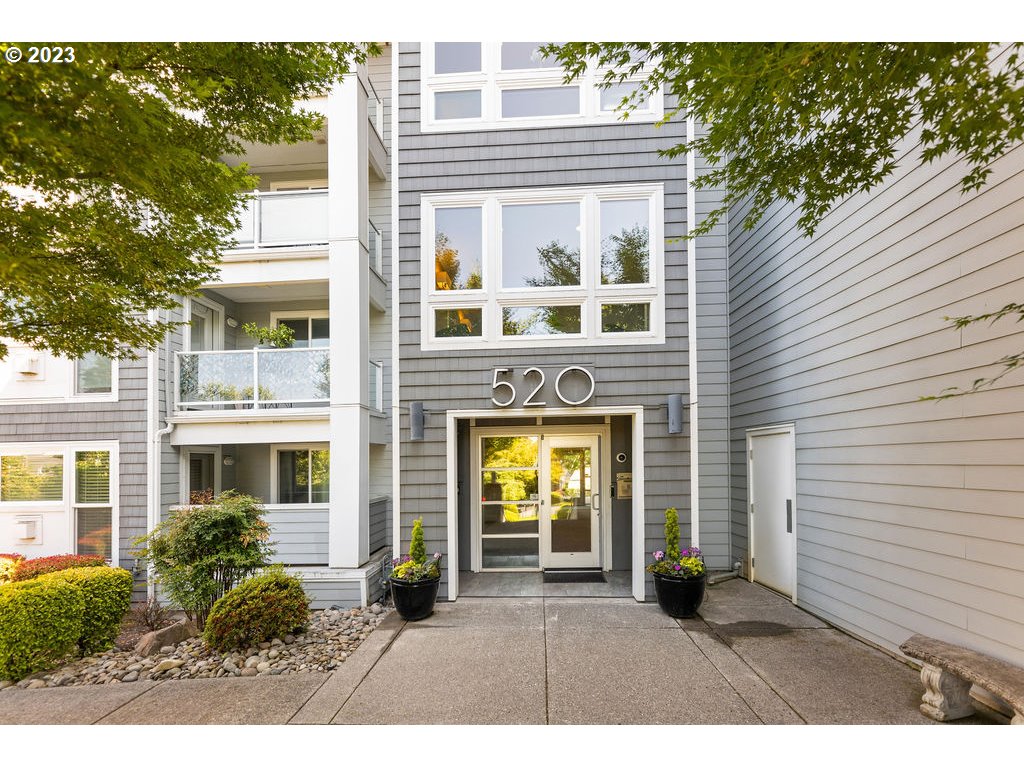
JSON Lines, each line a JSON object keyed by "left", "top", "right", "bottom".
{"left": 0, "top": 442, "right": 117, "bottom": 563}
{"left": 75, "top": 353, "right": 112, "bottom": 395}
{"left": 277, "top": 449, "right": 329, "bottom": 504}
{"left": 421, "top": 184, "right": 664, "bottom": 349}
{"left": 272, "top": 313, "right": 330, "bottom": 348}
{"left": 422, "top": 42, "right": 663, "bottom": 132}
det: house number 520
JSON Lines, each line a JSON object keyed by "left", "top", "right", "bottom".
{"left": 491, "top": 366, "right": 596, "bottom": 408}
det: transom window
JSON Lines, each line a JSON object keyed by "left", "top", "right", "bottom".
{"left": 421, "top": 42, "right": 663, "bottom": 132}
{"left": 421, "top": 184, "right": 664, "bottom": 349}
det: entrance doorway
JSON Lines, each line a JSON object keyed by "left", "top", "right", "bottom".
{"left": 472, "top": 428, "right": 606, "bottom": 572}
{"left": 747, "top": 425, "right": 797, "bottom": 599}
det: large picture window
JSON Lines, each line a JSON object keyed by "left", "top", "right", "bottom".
{"left": 277, "top": 448, "right": 330, "bottom": 504}
{"left": 421, "top": 184, "right": 664, "bottom": 349}
{"left": 421, "top": 42, "right": 663, "bottom": 132}
{"left": 0, "top": 442, "right": 118, "bottom": 563}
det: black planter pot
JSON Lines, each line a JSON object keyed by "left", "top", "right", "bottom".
{"left": 390, "top": 575, "right": 441, "bottom": 621}
{"left": 652, "top": 571, "right": 707, "bottom": 618}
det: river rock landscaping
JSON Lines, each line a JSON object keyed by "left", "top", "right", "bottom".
{"left": 0, "top": 603, "right": 391, "bottom": 690}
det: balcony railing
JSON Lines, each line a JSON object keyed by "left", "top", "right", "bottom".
{"left": 368, "top": 359, "right": 383, "bottom": 412}
{"left": 368, "top": 220, "right": 383, "bottom": 275}
{"left": 227, "top": 189, "right": 329, "bottom": 250}
{"left": 176, "top": 348, "right": 330, "bottom": 410}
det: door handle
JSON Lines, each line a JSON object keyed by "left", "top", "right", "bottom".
{"left": 786, "top": 499, "right": 793, "bottom": 533}
{"left": 592, "top": 492, "right": 600, "bottom": 513}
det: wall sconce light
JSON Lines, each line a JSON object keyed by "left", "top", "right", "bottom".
{"left": 410, "top": 402, "right": 425, "bottom": 441}
{"left": 223, "top": 455, "right": 235, "bottom": 466}
{"left": 668, "top": 394, "right": 685, "bottom": 435}
{"left": 225, "top": 317, "right": 239, "bottom": 328}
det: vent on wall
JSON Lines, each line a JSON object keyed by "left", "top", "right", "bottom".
{"left": 14, "top": 352, "right": 44, "bottom": 379}
{"left": 14, "top": 515, "right": 42, "bottom": 544}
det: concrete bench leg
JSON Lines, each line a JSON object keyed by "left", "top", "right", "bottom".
{"left": 919, "top": 664, "right": 974, "bottom": 721}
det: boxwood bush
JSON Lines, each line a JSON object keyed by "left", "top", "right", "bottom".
{"left": 57, "top": 567, "right": 134, "bottom": 654}
{"left": 203, "top": 566, "right": 309, "bottom": 652}
{"left": 0, "top": 573, "right": 85, "bottom": 681}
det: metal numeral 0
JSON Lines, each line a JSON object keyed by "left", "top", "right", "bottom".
{"left": 554, "top": 365, "right": 596, "bottom": 406}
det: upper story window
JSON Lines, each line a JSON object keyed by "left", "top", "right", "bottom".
{"left": 0, "top": 343, "right": 117, "bottom": 404}
{"left": 75, "top": 353, "right": 113, "bottom": 395}
{"left": 421, "top": 42, "right": 663, "bottom": 132}
{"left": 421, "top": 183, "right": 665, "bottom": 350}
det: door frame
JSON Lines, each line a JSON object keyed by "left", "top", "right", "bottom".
{"left": 179, "top": 446, "right": 223, "bottom": 505}
{"left": 746, "top": 423, "right": 798, "bottom": 604}
{"left": 183, "top": 295, "right": 225, "bottom": 353}
{"left": 468, "top": 424, "right": 611, "bottom": 574}
{"left": 543, "top": 433, "right": 601, "bottom": 569}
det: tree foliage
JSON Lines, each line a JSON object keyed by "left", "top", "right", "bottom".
{"left": 545, "top": 42, "right": 1024, "bottom": 395}
{"left": 0, "top": 42, "right": 376, "bottom": 360}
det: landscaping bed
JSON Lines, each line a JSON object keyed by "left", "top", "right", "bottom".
{"left": 1, "top": 602, "right": 390, "bottom": 690}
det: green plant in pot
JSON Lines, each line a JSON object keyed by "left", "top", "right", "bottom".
{"left": 241, "top": 322, "right": 295, "bottom": 349}
{"left": 389, "top": 517, "right": 442, "bottom": 621}
{"left": 647, "top": 506, "right": 707, "bottom": 618}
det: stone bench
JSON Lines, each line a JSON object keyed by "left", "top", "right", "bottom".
{"left": 899, "top": 634, "right": 1024, "bottom": 724}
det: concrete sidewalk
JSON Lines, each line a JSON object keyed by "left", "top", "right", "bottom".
{"left": 0, "top": 579, "right": 1007, "bottom": 725}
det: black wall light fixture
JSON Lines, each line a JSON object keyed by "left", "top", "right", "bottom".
{"left": 410, "top": 401, "right": 425, "bottom": 440}
{"left": 668, "top": 394, "right": 685, "bottom": 435}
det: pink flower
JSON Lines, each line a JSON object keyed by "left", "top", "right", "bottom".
{"left": 653, "top": 550, "right": 665, "bottom": 561}
{"left": 673, "top": 564, "right": 682, "bottom": 571}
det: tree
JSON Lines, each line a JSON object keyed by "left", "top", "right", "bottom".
{"left": 545, "top": 42, "right": 1024, "bottom": 395}
{"left": 0, "top": 42, "right": 377, "bottom": 361}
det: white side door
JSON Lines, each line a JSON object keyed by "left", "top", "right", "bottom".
{"left": 748, "top": 426, "right": 797, "bottom": 598}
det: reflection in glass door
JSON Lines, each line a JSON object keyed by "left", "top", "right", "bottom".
{"left": 479, "top": 435, "right": 541, "bottom": 569}
{"left": 543, "top": 435, "right": 600, "bottom": 568}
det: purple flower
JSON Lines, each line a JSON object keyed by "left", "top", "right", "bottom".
{"left": 673, "top": 564, "right": 682, "bottom": 571}
{"left": 433, "top": 552, "right": 442, "bottom": 560}
{"left": 653, "top": 550, "right": 665, "bottom": 561}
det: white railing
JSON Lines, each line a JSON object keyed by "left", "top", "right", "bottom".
{"left": 368, "top": 220, "right": 383, "bottom": 275}
{"left": 176, "top": 348, "right": 330, "bottom": 410}
{"left": 227, "top": 189, "right": 329, "bottom": 250}
{"left": 368, "top": 79, "right": 384, "bottom": 138}
{"left": 368, "top": 359, "right": 383, "bottom": 412}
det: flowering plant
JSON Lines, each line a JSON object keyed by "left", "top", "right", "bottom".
{"left": 645, "top": 507, "right": 706, "bottom": 578}
{"left": 390, "top": 517, "right": 442, "bottom": 582}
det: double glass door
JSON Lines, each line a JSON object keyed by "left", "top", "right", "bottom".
{"left": 478, "top": 433, "right": 601, "bottom": 570}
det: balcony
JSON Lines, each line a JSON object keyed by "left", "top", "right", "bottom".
{"left": 176, "top": 348, "right": 330, "bottom": 411}
{"left": 227, "top": 190, "right": 328, "bottom": 251}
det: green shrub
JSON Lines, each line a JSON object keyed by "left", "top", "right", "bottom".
{"left": 664, "top": 507, "right": 681, "bottom": 561}
{"left": 133, "top": 491, "right": 274, "bottom": 628}
{"left": 409, "top": 516, "right": 426, "bottom": 565}
{"left": 57, "top": 567, "right": 133, "bottom": 654}
{"left": 0, "top": 573, "right": 85, "bottom": 681}
{"left": 203, "top": 566, "right": 309, "bottom": 652}
{"left": 11, "top": 553, "right": 106, "bottom": 582}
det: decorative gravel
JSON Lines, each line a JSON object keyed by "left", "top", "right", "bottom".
{"left": 1, "top": 603, "right": 390, "bottom": 690}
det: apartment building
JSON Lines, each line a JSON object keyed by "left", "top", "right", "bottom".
{"left": 1, "top": 42, "right": 1021, "bottom": 667}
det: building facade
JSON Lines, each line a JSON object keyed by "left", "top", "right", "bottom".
{"left": 1, "top": 42, "right": 1021, "bottom": 666}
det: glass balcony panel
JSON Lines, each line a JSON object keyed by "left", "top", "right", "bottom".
{"left": 177, "top": 352, "right": 254, "bottom": 407}
{"left": 257, "top": 191, "right": 329, "bottom": 247}
{"left": 257, "top": 349, "right": 330, "bottom": 405}
{"left": 228, "top": 196, "right": 256, "bottom": 247}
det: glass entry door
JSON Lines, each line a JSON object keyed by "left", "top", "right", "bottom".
{"left": 542, "top": 435, "right": 600, "bottom": 568}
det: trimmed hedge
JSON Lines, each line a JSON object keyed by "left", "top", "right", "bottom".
{"left": 0, "top": 553, "right": 23, "bottom": 585}
{"left": 12, "top": 554, "right": 106, "bottom": 582}
{"left": 57, "top": 567, "right": 134, "bottom": 654}
{"left": 203, "top": 567, "right": 309, "bottom": 652}
{"left": 0, "top": 573, "right": 86, "bottom": 681}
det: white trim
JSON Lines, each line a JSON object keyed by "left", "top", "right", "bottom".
{"left": 0, "top": 344, "right": 118, "bottom": 405}
{"left": 268, "top": 179, "right": 328, "bottom": 191}
{"left": 391, "top": 42, "right": 402, "bottom": 560}
{"left": 443, "top": 405, "right": 645, "bottom": 602}
{"left": 178, "top": 447, "right": 223, "bottom": 505}
{"left": 686, "top": 113, "right": 700, "bottom": 549}
{"left": 420, "top": 42, "right": 664, "bottom": 133}
{"left": 0, "top": 440, "right": 120, "bottom": 567}
{"left": 183, "top": 295, "right": 225, "bottom": 353}
{"left": 746, "top": 423, "right": 798, "bottom": 606}
{"left": 421, "top": 183, "right": 665, "bottom": 351}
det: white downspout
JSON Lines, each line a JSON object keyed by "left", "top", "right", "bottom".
{"left": 686, "top": 113, "right": 700, "bottom": 549}
{"left": 147, "top": 308, "right": 175, "bottom": 599}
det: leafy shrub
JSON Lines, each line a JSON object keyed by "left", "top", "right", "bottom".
{"left": 11, "top": 553, "right": 106, "bottom": 582}
{"left": 391, "top": 518, "right": 441, "bottom": 582}
{"left": 56, "top": 567, "right": 133, "bottom": 654}
{"left": 134, "top": 491, "right": 274, "bottom": 628}
{"left": 0, "top": 553, "right": 23, "bottom": 585}
{"left": 0, "top": 573, "right": 85, "bottom": 681}
{"left": 133, "top": 597, "right": 171, "bottom": 631}
{"left": 203, "top": 566, "right": 309, "bottom": 651}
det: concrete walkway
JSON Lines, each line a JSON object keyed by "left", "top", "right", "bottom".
{"left": 0, "top": 579, "right": 1007, "bottom": 725}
